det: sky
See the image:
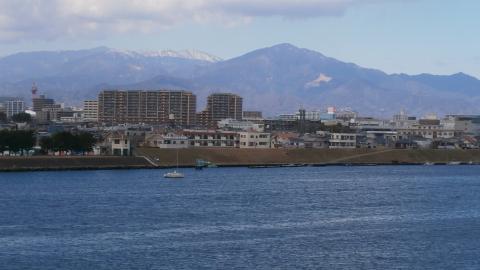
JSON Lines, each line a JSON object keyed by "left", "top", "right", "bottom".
{"left": 0, "top": 0, "right": 479, "bottom": 77}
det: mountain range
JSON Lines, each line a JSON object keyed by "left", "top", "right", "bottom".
{"left": 0, "top": 43, "right": 479, "bottom": 117}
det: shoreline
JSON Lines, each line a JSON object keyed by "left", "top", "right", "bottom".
{"left": 0, "top": 161, "right": 478, "bottom": 173}
{"left": 1, "top": 148, "right": 480, "bottom": 172}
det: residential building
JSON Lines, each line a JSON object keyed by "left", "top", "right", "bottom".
{"left": 238, "top": 131, "right": 271, "bottom": 149}
{"left": 271, "top": 132, "right": 301, "bottom": 148}
{"left": 302, "top": 132, "right": 330, "bottom": 149}
{"left": 217, "top": 118, "right": 265, "bottom": 132}
{"left": 98, "top": 90, "right": 196, "bottom": 127}
{"left": 197, "top": 93, "right": 243, "bottom": 128}
{"left": 293, "top": 110, "right": 334, "bottom": 121}
{"left": 106, "top": 132, "right": 131, "bottom": 156}
{"left": 278, "top": 114, "right": 297, "bottom": 121}
{"left": 365, "top": 131, "right": 398, "bottom": 148}
{"left": 144, "top": 133, "right": 189, "bottom": 149}
{"left": 329, "top": 133, "right": 357, "bottom": 149}
{"left": 182, "top": 129, "right": 238, "bottom": 147}
{"left": 443, "top": 115, "right": 480, "bottom": 135}
{"left": 243, "top": 111, "right": 262, "bottom": 120}
{"left": 5, "top": 99, "right": 25, "bottom": 118}
{"left": 32, "top": 95, "right": 55, "bottom": 113}
{"left": 83, "top": 100, "right": 98, "bottom": 122}
{"left": 36, "top": 104, "right": 62, "bottom": 123}
{"left": 396, "top": 119, "right": 457, "bottom": 140}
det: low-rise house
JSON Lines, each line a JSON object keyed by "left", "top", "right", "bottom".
{"left": 238, "top": 131, "right": 271, "bottom": 148}
{"left": 329, "top": 133, "right": 357, "bottom": 149}
{"left": 182, "top": 129, "right": 238, "bottom": 148}
{"left": 365, "top": 130, "right": 398, "bottom": 148}
{"left": 104, "top": 131, "right": 131, "bottom": 156}
{"left": 144, "top": 133, "right": 189, "bottom": 149}
{"left": 218, "top": 118, "right": 265, "bottom": 132}
{"left": 394, "top": 139, "right": 418, "bottom": 149}
{"left": 460, "top": 136, "right": 479, "bottom": 149}
{"left": 302, "top": 132, "right": 329, "bottom": 149}
{"left": 271, "top": 132, "right": 301, "bottom": 148}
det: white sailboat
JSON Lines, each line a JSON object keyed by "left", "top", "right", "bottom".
{"left": 164, "top": 149, "right": 184, "bottom": 178}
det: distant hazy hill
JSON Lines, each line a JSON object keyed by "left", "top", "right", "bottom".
{"left": 1, "top": 44, "right": 479, "bottom": 116}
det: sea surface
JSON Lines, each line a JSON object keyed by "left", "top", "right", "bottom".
{"left": 1, "top": 166, "right": 480, "bottom": 269}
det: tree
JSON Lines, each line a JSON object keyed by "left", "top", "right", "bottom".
{"left": 0, "top": 130, "right": 35, "bottom": 155}
{"left": 11, "top": 112, "right": 32, "bottom": 123}
{"left": 39, "top": 136, "right": 54, "bottom": 154}
{"left": 42, "top": 131, "right": 97, "bottom": 155}
{"left": 51, "top": 131, "right": 76, "bottom": 153}
{"left": 74, "top": 132, "right": 96, "bottom": 154}
{"left": 0, "top": 130, "right": 10, "bottom": 152}
{"left": 0, "top": 112, "right": 6, "bottom": 123}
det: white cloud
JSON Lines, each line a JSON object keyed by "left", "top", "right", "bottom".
{"left": 0, "top": 0, "right": 374, "bottom": 42}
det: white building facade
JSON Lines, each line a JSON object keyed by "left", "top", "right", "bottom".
{"left": 238, "top": 131, "right": 271, "bottom": 149}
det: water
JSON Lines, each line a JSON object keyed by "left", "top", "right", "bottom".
{"left": 1, "top": 166, "right": 480, "bottom": 269}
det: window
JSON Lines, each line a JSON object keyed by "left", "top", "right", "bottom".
{"left": 114, "top": 139, "right": 120, "bottom": 144}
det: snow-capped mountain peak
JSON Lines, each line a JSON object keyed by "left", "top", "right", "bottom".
{"left": 141, "top": 49, "right": 222, "bottom": 62}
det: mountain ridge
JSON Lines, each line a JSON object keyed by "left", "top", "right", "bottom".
{"left": 0, "top": 43, "right": 479, "bottom": 117}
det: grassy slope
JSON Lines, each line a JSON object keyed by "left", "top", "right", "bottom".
{"left": 136, "top": 148, "right": 480, "bottom": 166}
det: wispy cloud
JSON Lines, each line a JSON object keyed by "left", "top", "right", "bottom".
{"left": 0, "top": 0, "right": 376, "bottom": 42}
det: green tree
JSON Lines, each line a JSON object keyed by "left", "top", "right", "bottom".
{"left": 74, "top": 132, "right": 96, "bottom": 154}
{"left": 0, "top": 130, "right": 35, "bottom": 155}
{"left": 51, "top": 131, "right": 76, "bottom": 153}
{"left": 39, "top": 136, "right": 54, "bottom": 154}
{"left": 0, "top": 112, "right": 7, "bottom": 123}
{"left": 11, "top": 112, "right": 32, "bottom": 123}
{"left": 0, "top": 130, "right": 9, "bottom": 152}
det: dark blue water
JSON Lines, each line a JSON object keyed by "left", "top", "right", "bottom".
{"left": 1, "top": 166, "right": 480, "bottom": 269}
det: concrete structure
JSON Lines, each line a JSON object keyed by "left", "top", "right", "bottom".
{"left": 98, "top": 90, "right": 196, "bottom": 127}
{"left": 83, "top": 100, "right": 98, "bottom": 122}
{"left": 243, "top": 111, "right": 262, "bottom": 120}
{"left": 329, "top": 133, "right": 357, "bottom": 149}
{"left": 36, "top": 104, "right": 62, "bottom": 123}
{"left": 144, "top": 133, "right": 189, "bottom": 149}
{"left": 365, "top": 131, "right": 398, "bottom": 148}
{"left": 303, "top": 132, "right": 330, "bottom": 149}
{"left": 5, "top": 100, "right": 25, "bottom": 118}
{"left": 396, "top": 119, "right": 457, "bottom": 140}
{"left": 278, "top": 114, "right": 297, "bottom": 121}
{"left": 197, "top": 93, "right": 243, "bottom": 128}
{"left": 238, "top": 131, "right": 271, "bottom": 149}
{"left": 217, "top": 118, "right": 264, "bottom": 132}
{"left": 443, "top": 115, "right": 480, "bottom": 135}
{"left": 106, "top": 132, "right": 131, "bottom": 156}
{"left": 32, "top": 95, "right": 55, "bottom": 113}
{"left": 182, "top": 129, "right": 238, "bottom": 148}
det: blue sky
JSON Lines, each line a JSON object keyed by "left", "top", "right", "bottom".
{"left": 0, "top": 0, "right": 479, "bottom": 77}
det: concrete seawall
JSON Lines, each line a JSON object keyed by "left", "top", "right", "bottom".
{"left": 0, "top": 156, "right": 152, "bottom": 172}
{"left": 136, "top": 148, "right": 480, "bottom": 167}
{"left": 1, "top": 148, "right": 480, "bottom": 172}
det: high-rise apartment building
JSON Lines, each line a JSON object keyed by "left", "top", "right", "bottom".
{"left": 32, "top": 95, "right": 55, "bottom": 113}
{"left": 98, "top": 90, "right": 196, "bottom": 127}
{"left": 6, "top": 100, "right": 25, "bottom": 118}
{"left": 197, "top": 93, "right": 243, "bottom": 128}
{"left": 83, "top": 100, "right": 98, "bottom": 122}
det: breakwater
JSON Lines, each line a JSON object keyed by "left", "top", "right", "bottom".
{"left": 1, "top": 148, "right": 480, "bottom": 172}
{"left": 0, "top": 156, "right": 152, "bottom": 172}
{"left": 138, "top": 148, "right": 480, "bottom": 167}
